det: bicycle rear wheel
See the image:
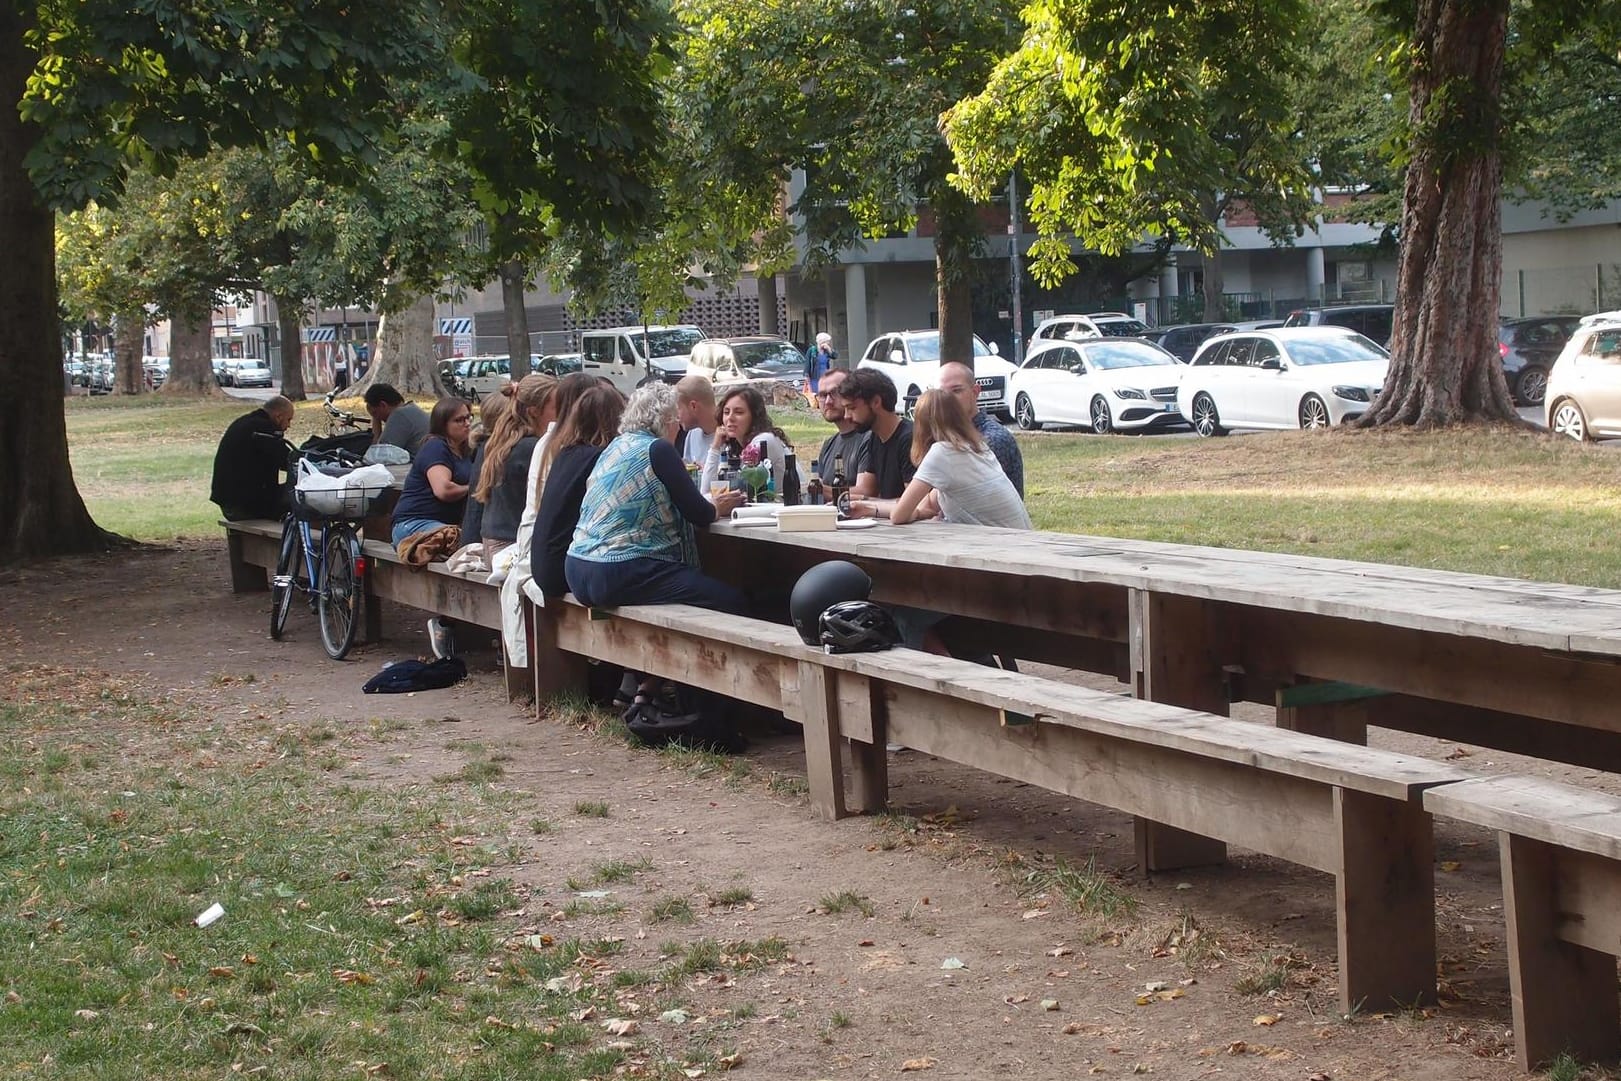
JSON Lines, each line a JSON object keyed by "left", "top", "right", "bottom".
{"left": 269, "top": 520, "right": 305, "bottom": 640}
{"left": 318, "top": 522, "right": 362, "bottom": 660}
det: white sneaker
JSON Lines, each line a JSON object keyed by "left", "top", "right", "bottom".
{"left": 427, "top": 617, "right": 454, "bottom": 660}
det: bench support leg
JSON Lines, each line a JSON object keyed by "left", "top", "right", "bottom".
{"left": 1129, "top": 590, "right": 1229, "bottom": 871}
{"left": 363, "top": 592, "right": 383, "bottom": 645}
{"left": 844, "top": 681, "right": 889, "bottom": 814}
{"left": 228, "top": 532, "right": 268, "bottom": 593}
{"left": 531, "top": 603, "right": 588, "bottom": 706}
{"left": 1502, "top": 833, "right": 1621, "bottom": 1070}
{"left": 796, "top": 661, "right": 848, "bottom": 822}
{"left": 1333, "top": 789, "right": 1437, "bottom": 1013}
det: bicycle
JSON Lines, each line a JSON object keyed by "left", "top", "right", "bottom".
{"left": 267, "top": 442, "right": 389, "bottom": 660}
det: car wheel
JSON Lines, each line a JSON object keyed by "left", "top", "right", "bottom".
{"left": 1014, "top": 393, "right": 1040, "bottom": 431}
{"left": 1515, "top": 366, "right": 1548, "bottom": 407}
{"left": 1190, "top": 392, "right": 1226, "bottom": 437}
{"left": 1090, "top": 396, "right": 1114, "bottom": 435}
{"left": 1550, "top": 399, "right": 1591, "bottom": 442}
{"left": 1299, "top": 394, "right": 1330, "bottom": 429}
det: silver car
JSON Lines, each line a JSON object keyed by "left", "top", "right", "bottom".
{"left": 1545, "top": 312, "right": 1621, "bottom": 441}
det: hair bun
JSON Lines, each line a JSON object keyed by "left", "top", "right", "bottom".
{"left": 500, "top": 382, "right": 517, "bottom": 398}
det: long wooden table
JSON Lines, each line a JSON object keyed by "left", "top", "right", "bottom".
{"left": 699, "top": 519, "right": 1621, "bottom": 867}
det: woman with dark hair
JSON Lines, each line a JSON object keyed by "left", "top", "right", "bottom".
{"left": 467, "top": 374, "right": 558, "bottom": 555}
{"left": 531, "top": 385, "right": 626, "bottom": 599}
{"left": 391, "top": 397, "right": 476, "bottom": 549}
{"left": 697, "top": 384, "right": 789, "bottom": 494}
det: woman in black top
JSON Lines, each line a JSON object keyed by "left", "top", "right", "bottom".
{"left": 531, "top": 385, "right": 626, "bottom": 598}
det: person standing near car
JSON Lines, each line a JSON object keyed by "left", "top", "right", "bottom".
{"left": 938, "top": 361, "right": 1024, "bottom": 497}
{"left": 805, "top": 332, "right": 836, "bottom": 397}
{"left": 364, "top": 383, "right": 429, "bottom": 457}
{"left": 209, "top": 396, "right": 296, "bottom": 521}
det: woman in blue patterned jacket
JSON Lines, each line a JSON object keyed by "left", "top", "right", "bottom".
{"left": 565, "top": 383, "right": 748, "bottom": 615}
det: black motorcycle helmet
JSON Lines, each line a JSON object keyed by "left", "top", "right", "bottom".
{"left": 789, "top": 561, "right": 872, "bottom": 646}
{"left": 819, "top": 600, "right": 901, "bottom": 654}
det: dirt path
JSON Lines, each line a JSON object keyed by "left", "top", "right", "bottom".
{"left": 2, "top": 543, "right": 1550, "bottom": 1079}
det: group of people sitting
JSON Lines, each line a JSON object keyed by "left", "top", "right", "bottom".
{"left": 211, "top": 357, "right": 1032, "bottom": 743}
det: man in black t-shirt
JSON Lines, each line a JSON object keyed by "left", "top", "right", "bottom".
{"left": 210, "top": 397, "right": 296, "bottom": 520}
{"left": 837, "top": 369, "right": 914, "bottom": 499}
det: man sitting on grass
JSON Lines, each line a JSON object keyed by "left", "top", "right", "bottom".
{"left": 210, "top": 395, "right": 295, "bottom": 521}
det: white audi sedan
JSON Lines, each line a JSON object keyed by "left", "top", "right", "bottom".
{"left": 1177, "top": 327, "right": 1388, "bottom": 436}
{"left": 1009, "top": 337, "right": 1186, "bottom": 433}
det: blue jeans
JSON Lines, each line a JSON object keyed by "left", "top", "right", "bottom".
{"left": 565, "top": 555, "right": 748, "bottom": 616}
{"left": 393, "top": 516, "right": 449, "bottom": 546}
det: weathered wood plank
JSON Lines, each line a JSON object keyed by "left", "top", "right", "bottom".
{"left": 1501, "top": 833, "right": 1621, "bottom": 1070}
{"left": 844, "top": 673, "right": 888, "bottom": 815}
{"left": 794, "top": 661, "right": 847, "bottom": 821}
{"left": 1334, "top": 789, "right": 1437, "bottom": 1011}
{"left": 1426, "top": 775, "right": 1621, "bottom": 862}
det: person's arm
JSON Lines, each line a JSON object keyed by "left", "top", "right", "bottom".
{"left": 849, "top": 433, "right": 876, "bottom": 497}
{"left": 426, "top": 464, "right": 468, "bottom": 502}
{"left": 652, "top": 439, "right": 739, "bottom": 523}
{"left": 850, "top": 477, "right": 939, "bottom": 525}
{"left": 698, "top": 445, "right": 723, "bottom": 492}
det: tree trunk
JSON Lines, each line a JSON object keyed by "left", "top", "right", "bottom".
{"left": 274, "top": 294, "right": 308, "bottom": 401}
{"left": 113, "top": 314, "right": 145, "bottom": 394}
{"left": 1359, "top": 0, "right": 1519, "bottom": 428}
{"left": 501, "top": 258, "right": 531, "bottom": 379}
{"left": 932, "top": 185, "right": 978, "bottom": 365}
{"left": 1199, "top": 193, "right": 1228, "bottom": 322}
{"left": 0, "top": 4, "right": 114, "bottom": 558}
{"left": 162, "top": 309, "right": 221, "bottom": 395}
{"left": 758, "top": 272, "right": 780, "bottom": 336}
{"left": 348, "top": 291, "right": 447, "bottom": 400}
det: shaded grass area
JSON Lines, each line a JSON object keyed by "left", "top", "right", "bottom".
{"left": 67, "top": 396, "right": 1621, "bottom": 587}
{"left": 0, "top": 666, "right": 670, "bottom": 1081}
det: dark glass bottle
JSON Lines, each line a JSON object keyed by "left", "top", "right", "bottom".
{"left": 781, "top": 451, "right": 801, "bottom": 506}
{"left": 805, "top": 470, "right": 824, "bottom": 506}
{"left": 829, "top": 453, "right": 848, "bottom": 504}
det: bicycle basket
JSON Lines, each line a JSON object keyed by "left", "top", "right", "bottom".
{"left": 294, "top": 484, "right": 392, "bottom": 519}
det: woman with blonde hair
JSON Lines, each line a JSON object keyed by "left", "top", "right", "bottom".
{"left": 467, "top": 374, "right": 558, "bottom": 555}
{"left": 849, "top": 389, "right": 1028, "bottom": 528}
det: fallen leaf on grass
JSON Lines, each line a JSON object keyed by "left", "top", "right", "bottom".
{"left": 74, "top": 1009, "right": 99, "bottom": 1020}
{"left": 1253, "top": 1013, "right": 1281, "bottom": 1026}
{"left": 1440, "top": 861, "right": 1462, "bottom": 873}
{"left": 940, "top": 958, "right": 965, "bottom": 970}
{"left": 900, "top": 1057, "right": 936, "bottom": 1072}
{"left": 716, "top": 1052, "right": 742, "bottom": 1070}
{"left": 660, "top": 1009, "right": 690, "bottom": 1024}
{"left": 602, "top": 1018, "right": 639, "bottom": 1036}
{"left": 1004, "top": 994, "right": 1030, "bottom": 1005}
{"left": 1048, "top": 946, "right": 1073, "bottom": 958}
{"left": 1041, "top": 999, "right": 1060, "bottom": 1011}
{"left": 1061, "top": 1022, "right": 1084, "bottom": 1035}
{"left": 209, "top": 966, "right": 236, "bottom": 979}
{"left": 333, "top": 969, "right": 373, "bottom": 985}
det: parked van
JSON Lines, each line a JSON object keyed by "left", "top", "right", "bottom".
{"left": 579, "top": 325, "right": 707, "bottom": 393}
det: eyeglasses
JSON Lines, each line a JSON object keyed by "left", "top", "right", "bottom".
{"left": 450, "top": 414, "right": 472, "bottom": 424}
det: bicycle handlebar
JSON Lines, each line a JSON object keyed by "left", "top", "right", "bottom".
{"left": 324, "top": 389, "right": 363, "bottom": 429}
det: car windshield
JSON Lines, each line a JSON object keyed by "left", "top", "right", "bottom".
{"left": 1285, "top": 334, "right": 1389, "bottom": 365}
{"left": 732, "top": 342, "right": 802, "bottom": 372}
{"left": 1081, "top": 341, "right": 1177, "bottom": 370}
{"left": 901, "top": 335, "right": 992, "bottom": 362}
{"left": 640, "top": 329, "right": 704, "bottom": 358}
{"left": 1097, "top": 320, "right": 1149, "bottom": 337}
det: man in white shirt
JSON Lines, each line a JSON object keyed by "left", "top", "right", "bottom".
{"left": 674, "top": 375, "right": 717, "bottom": 467}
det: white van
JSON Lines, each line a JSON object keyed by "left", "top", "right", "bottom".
{"left": 579, "top": 325, "right": 707, "bottom": 393}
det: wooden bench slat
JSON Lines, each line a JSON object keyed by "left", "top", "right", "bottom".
{"left": 1425, "top": 775, "right": 1621, "bottom": 862}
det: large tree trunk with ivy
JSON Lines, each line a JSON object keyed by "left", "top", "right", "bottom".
{"left": 163, "top": 310, "right": 220, "bottom": 395}
{"left": 1359, "top": 0, "right": 1519, "bottom": 428}
{"left": 113, "top": 314, "right": 145, "bottom": 394}
{"left": 274, "top": 294, "right": 309, "bottom": 402}
{"left": 500, "top": 256, "right": 532, "bottom": 379}
{"left": 933, "top": 186, "right": 979, "bottom": 367}
{"left": 349, "top": 291, "right": 447, "bottom": 401}
{"left": 0, "top": 4, "right": 113, "bottom": 558}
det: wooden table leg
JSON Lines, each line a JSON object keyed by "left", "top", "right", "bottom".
{"left": 1129, "top": 589, "right": 1230, "bottom": 871}
{"left": 1334, "top": 788, "right": 1437, "bottom": 1013}
{"left": 1502, "top": 833, "right": 1621, "bottom": 1070}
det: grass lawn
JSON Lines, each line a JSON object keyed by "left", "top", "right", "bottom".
{"left": 66, "top": 392, "right": 1621, "bottom": 587}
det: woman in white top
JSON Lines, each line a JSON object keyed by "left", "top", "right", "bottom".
{"left": 698, "top": 384, "right": 789, "bottom": 494}
{"left": 850, "top": 389, "right": 1030, "bottom": 529}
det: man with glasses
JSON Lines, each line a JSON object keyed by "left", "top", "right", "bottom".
{"left": 938, "top": 361, "right": 1024, "bottom": 497}
{"left": 813, "top": 368, "right": 865, "bottom": 484}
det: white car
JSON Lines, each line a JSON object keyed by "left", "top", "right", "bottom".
{"left": 1177, "top": 327, "right": 1389, "bottom": 436}
{"left": 1009, "top": 337, "right": 1185, "bottom": 434}
{"left": 1028, "top": 312, "right": 1150, "bottom": 355}
{"left": 580, "top": 325, "right": 707, "bottom": 390}
{"left": 855, "top": 330, "right": 1016, "bottom": 420}
{"left": 688, "top": 337, "right": 806, "bottom": 391}
{"left": 228, "top": 358, "right": 274, "bottom": 389}
{"left": 1545, "top": 311, "right": 1621, "bottom": 441}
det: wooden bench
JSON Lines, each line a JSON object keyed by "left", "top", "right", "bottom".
{"left": 534, "top": 596, "right": 1473, "bottom": 1013}
{"left": 1425, "top": 776, "right": 1621, "bottom": 1069}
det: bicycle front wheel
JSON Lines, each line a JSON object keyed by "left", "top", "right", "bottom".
{"left": 317, "top": 523, "right": 362, "bottom": 660}
{"left": 269, "top": 520, "right": 304, "bottom": 640}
